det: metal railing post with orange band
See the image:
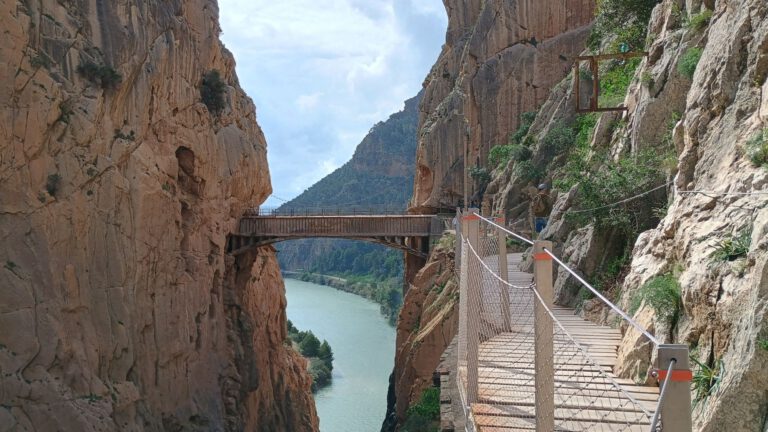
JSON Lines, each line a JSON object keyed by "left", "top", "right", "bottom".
{"left": 657, "top": 344, "right": 693, "bottom": 431}
{"left": 464, "top": 210, "right": 481, "bottom": 404}
{"left": 533, "top": 240, "right": 555, "bottom": 432}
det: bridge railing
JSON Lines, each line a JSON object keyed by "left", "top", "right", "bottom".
{"left": 250, "top": 206, "right": 407, "bottom": 216}
{"left": 455, "top": 209, "right": 692, "bottom": 431}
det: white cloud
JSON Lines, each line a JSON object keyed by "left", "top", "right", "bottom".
{"left": 219, "top": 0, "right": 447, "bottom": 207}
{"left": 296, "top": 92, "right": 323, "bottom": 111}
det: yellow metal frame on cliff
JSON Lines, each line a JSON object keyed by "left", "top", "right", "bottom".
{"left": 573, "top": 51, "right": 648, "bottom": 113}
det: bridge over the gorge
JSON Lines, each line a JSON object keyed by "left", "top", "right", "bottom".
{"left": 453, "top": 210, "right": 693, "bottom": 432}
{"left": 226, "top": 207, "right": 445, "bottom": 259}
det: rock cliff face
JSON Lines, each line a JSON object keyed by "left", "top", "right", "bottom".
{"left": 410, "top": 0, "right": 596, "bottom": 213}
{"left": 0, "top": 1, "right": 317, "bottom": 431}
{"left": 391, "top": 236, "right": 458, "bottom": 423}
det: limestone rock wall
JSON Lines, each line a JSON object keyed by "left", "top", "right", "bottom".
{"left": 615, "top": 1, "right": 768, "bottom": 430}
{"left": 410, "top": 0, "right": 596, "bottom": 213}
{"left": 0, "top": 1, "right": 317, "bottom": 430}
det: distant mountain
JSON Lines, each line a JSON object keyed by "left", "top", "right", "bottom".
{"left": 276, "top": 92, "right": 421, "bottom": 320}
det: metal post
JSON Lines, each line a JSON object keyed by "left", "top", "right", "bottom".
{"left": 657, "top": 344, "right": 693, "bottom": 432}
{"left": 533, "top": 240, "right": 554, "bottom": 432}
{"left": 496, "top": 217, "right": 510, "bottom": 331}
{"left": 465, "top": 210, "right": 480, "bottom": 404}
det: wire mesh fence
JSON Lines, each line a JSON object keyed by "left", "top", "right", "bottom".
{"left": 454, "top": 209, "right": 691, "bottom": 431}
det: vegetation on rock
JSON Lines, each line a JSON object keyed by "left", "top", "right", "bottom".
{"left": 745, "top": 128, "right": 768, "bottom": 168}
{"left": 687, "top": 9, "right": 713, "bottom": 32}
{"left": 692, "top": 357, "right": 723, "bottom": 405}
{"left": 401, "top": 387, "right": 440, "bottom": 432}
{"left": 489, "top": 111, "right": 537, "bottom": 168}
{"left": 711, "top": 229, "right": 751, "bottom": 262}
{"left": 629, "top": 274, "right": 681, "bottom": 327}
{"left": 588, "top": 0, "right": 660, "bottom": 51}
{"left": 678, "top": 48, "right": 703, "bottom": 79}
{"left": 200, "top": 70, "right": 227, "bottom": 115}
{"left": 77, "top": 61, "right": 121, "bottom": 89}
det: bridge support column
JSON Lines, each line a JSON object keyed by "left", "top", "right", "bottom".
{"left": 657, "top": 344, "right": 693, "bottom": 431}
{"left": 533, "top": 240, "right": 554, "bottom": 432}
{"left": 464, "top": 210, "right": 480, "bottom": 405}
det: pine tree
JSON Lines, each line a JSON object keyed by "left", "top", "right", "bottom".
{"left": 318, "top": 340, "right": 334, "bottom": 370}
{"left": 299, "top": 331, "right": 321, "bottom": 357}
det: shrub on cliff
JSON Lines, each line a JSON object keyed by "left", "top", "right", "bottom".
{"left": 489, "top": 111, "right": 536, "bottom": 168}
{"left": 589, "top": 0, "right": 661, "bottom": 51}
{"left": 678, "top": 48, "right": 703, "bottom": 79}
{"left": 77, "top": 61, "right": 122, "bottom": 89}
{"left": 746, "top": 128, "right": 768, "bottom": 168}
{"left": 318, "top": 340, "right": 334, "bottom": 370}
{"left": 629, "top": 274, "right": 681, "bottom": 327}
{"left": 200, "top": 70, "right": 227, "bottom": 115}
{"left": 402, "top": 387, "right": 440, "bottom": 432}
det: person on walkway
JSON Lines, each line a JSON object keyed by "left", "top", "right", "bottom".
{"left": 531, "top": 183, "right": 553, "bottom": 235}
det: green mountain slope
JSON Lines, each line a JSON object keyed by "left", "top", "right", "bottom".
{"left": 275, "top": 92, "right": 421, "bottom": 322}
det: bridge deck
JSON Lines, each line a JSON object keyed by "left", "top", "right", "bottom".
{"left": 228, "top": 214, "right": 443, "bottom": 257}
{"left": 464, "top": 253, "right": 658, "bottom": 431}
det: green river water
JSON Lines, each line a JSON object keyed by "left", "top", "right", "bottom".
{"left": 285, "top": 278, "right": 396, "bottom": 432}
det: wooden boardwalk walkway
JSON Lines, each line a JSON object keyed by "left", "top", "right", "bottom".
{"left": 463, "top": 253, "right": 658, "bottom": 431}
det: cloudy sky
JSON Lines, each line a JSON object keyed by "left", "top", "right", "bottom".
{"left": 218, "top": 0, "right": 448, "bottom": 207}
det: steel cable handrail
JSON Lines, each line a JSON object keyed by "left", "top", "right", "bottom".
{"left": 526, "top": 279, "right": 654, "bottom": 419}
{"left": 474, "top": 213, "right": 534, "bottom": 245}
{"left": 543, "top": 248, "right": 660, "bottom": 346}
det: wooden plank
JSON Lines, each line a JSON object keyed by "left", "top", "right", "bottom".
{"left": 473, "top": 403, "right": 651, "bottom": 425}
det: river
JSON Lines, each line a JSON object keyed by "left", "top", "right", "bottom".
{"left": 285, "top": 278, "right": 396, "bottom": 432}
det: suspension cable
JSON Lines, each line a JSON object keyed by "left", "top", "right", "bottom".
{"left": 649, "top": 358, "right": 677, "bottom": 431}
{"left": 567, "top": 182, "right": 671, "bottom": 214}
{"left": 473, "top": 213, "right": 534, "bottom": 245}
{"left": 543, "top": 248, "right": 660, "bottom": 346}
{"left": 678, "top": 189, "right": 768, "bottom": 196}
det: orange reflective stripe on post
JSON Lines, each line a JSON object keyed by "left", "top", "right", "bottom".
{"left": 533, "top": 252, "right": 551, "bottom": 261}
{"left": 657, "top": 369, "right": 693, "bottom": 382}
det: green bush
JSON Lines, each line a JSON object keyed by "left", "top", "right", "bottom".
{"left": 509, "top": 111, "right": 537, "bottom": 144}
{"left": 77, "top": 61, "right": 122, "bottom": 89}
{"left": 308, "top": 358, "right": 332, "bottom": 392}
{"left": 678, "top": 48, "right": 703, "bottom": 79}
{"left": 406, "top": 387, "right": 440, "bottom": 420}
{"left": 589, "top": 0, "right": 661, "bottom": 51}
{"left": 540, "top": 124, "right": 575, "bottom": 153}
{"left": 692, "top": 357, "right": 723, "bottom": 404}
{"left": 745, "top": 128, "right": 768, "bottom": 168}
{"left": 488, "top": 111, "right": 537, "bottom": 168}
{"left": 558, "top": 149, "right": 667, "bottom": 232}
{"left": 513, "top": 160, "right": 543, "bottom": 184}
{"left": 687, "top": 9, "right": 713, "bottom": 31}
{"left": 629, "top": 274, "right": 681, "bottom": 325}
{"left": 599, "top": 58, "right": 641, "bottom": 107}
{"left": 468, "top": 166, "right": 490, "bottom": 184}
{"left": 46, "top": 173, "right": 61, "bottom": 197}
{"left": 200, "top": 70, "right": 227, "bottom": 115}
{"left": 711, "top": 229, "right": 751, "bottom": 262}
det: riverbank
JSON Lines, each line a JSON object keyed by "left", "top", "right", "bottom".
{"left": 283, "top": 271, "right": 401, "bottom": 325}
{"left": 285, "top": 279, "right": 395, "bottom": 431}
